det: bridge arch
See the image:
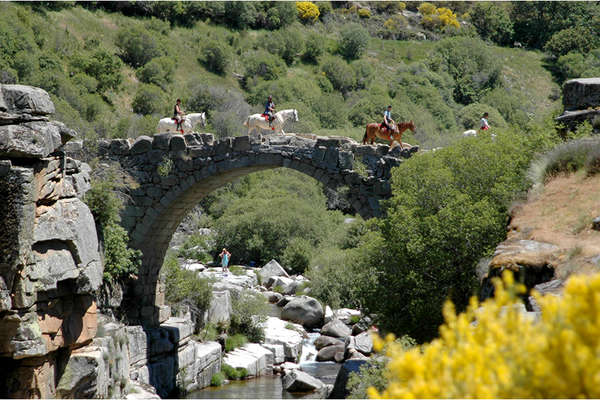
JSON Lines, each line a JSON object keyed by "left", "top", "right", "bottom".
{"left": 96, "top": 132, "right": 416, "bottom": 324}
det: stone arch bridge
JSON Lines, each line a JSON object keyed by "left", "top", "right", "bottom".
{"left": 92, "top": 132, "right": 417, "bottom": 324}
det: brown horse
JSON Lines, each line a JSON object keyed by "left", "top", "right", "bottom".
{"left": 362, "top": 120, "right": 416, "bottom": 149}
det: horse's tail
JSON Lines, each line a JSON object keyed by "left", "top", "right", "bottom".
{"left": 362, "top": 126, "right": 368, "bottom": 144}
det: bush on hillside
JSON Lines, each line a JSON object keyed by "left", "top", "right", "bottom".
{"left": 339, "top": 24, "right": 369, "bottom": 60}
{"left": 136, "top": 56, "right": 174, "bottom": 89}
{"left": 200, "top": 41, "right": 230, "bottom": 75}
{"left": 70, "top": 49, "right": 122, "bottom": 94}
{"left": 544, "top": 26, "right": 599, "bottom": 58}
{"left": 281, "top": 237, "right": 313, "bottom": 274}
{"left": 303, "top": 32, "right": 324, "bottom": 63}
{"left": 371, "top": 272, "right": 600, "bottom": 398}
{"left": 116, "top": 26, "right": 165, "bottom": 68}
{"left": 268, "top": 28, "right": 304, "bottom": 66}
{"left": 296, "top": 1, "right": 320, "bottom": 24}
{"left": 247, "top": 76, "right": 321, "bottom": 108}
{"left": 421, "top": 7, "right": 460, "bottom": 32}
{"left": 314, "top": 93, "right": 347, "bottom": 129}
{"left": 322, "top": 56, "right": 355, "bottom": 94}
{"left": 230, "top": 290, "right": 269, "bottom": 342}
{"left": 244, "top": 50, "right": 286, "bottom": 81}
{"left": 428, "top": 37, "right": 502, "bottom": 104}
{"left": 132, "top": 84, "right": 165, "bottom": 115}
{"left": 457, "top": 103, "right": 506, "bottom": 130}
{"left": 469, "top": 3, "right": 513, "bottom": 46}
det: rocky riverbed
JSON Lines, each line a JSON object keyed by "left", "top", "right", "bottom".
{"left": 179, "top": 258, "right": 375, "bottom": 398}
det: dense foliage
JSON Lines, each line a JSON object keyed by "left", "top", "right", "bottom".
{"left": 162, "top": 254, "right": 213, "bottom": 313}
{"left": 370, "top": 272, "right": 600, "bottom": 398}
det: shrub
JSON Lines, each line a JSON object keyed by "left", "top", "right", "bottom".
{"left": 339, "top": 24, "right": 369, "bottom": 60}
{"left": 222, "top": 364, "right": 248, "bottom": 380}
{"left": 116, "top": 26, "right": 164, "bottom": 68}
{"left": 244, "top": 50, "right": 286, "bottom": 80}
{"left": 313, "top": 93, "right": 347, "bottom": 128}
{"left": 268, "top": 29, "right": 304, "bottom": 66}
{"left": 469, "top": 3, "right": 514, "bottom": 46}
{"left": 418, "top": 2, "right": 436, "bottom": 15}
{"left": 527, "top": 137, "right": 600, "bottom": 186}
{"left": 13, "top": 50, "right": 37, "bottom": 81}
{"left": 177, "top": 233, "right": 213, "bottom": 263}
{"left": 132, "top": 84, "right": 165, "bottom": 115}
{"left": 383, "top": 15, "right": 409, "bottom": 40}
{"left": 358, "top": 8, "right": 371, "bottom": 18}
{"left": 303, "top": 32, "right": 324, "bottom": 63}
{"left": 162, "top": 254, "right": 213, "bottom": 312}
{"left": 136, "top": 56, "right": 174, "bottom": 89}
{"left": 210, "top": 372, "right": 225, "bottom": 386}
{"left": 230, "top": 290, "right": 269, "bottom": 342}
{"left": 544, "top": 26, "right": 599, "bottom": 58}
{"left": 321, "top": 56, "right": 355, "bottom": 93}
{"left": 370, "top": 272, "right": 600, "bottom": 398}
{"left": 225, "top": 333, "right": 248, "bottom": 352}
{"left": 102, "top": 223, "right": 141, "bottom": 281}
{"left": 296, "top": 1, "right": 320, "bottom": 24}
{"left": 281, "top": 237, "right": 313, "bottom": 274}
{"left": 200, "top": 41, "right": 230, "bottom": 75}
{"left": 224, "top": 2, "right": 257, "bottom": 29}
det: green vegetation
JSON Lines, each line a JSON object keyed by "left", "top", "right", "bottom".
{"left": 222, "top": 364, "right": 248, "bottom": 381}
{"left": 210, "top": 372, "right": 225, "bottom": 387}
{"left": 177, "top": 233, "right": 213, "bottom": 263}
{"left": 224, "top": 333, "right": 248, "bottom": 352}
{"left": 84, "top": 167, "right": 141, "bottom": 281}
{"left": 229, "top": 290, "right": 269, "bottom": 343}
{"left": 162, "top": 254, "right": 212, "bottom": 314}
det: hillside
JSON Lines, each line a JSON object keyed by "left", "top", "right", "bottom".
{"left": 0, "top": 1, "right": 565, "bottom": 148}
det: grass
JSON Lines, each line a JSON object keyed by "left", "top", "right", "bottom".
{"left": 225, "top": 333, "right": 248, "bottom": 352}
{"left": 222, "top": 364, "right": 248, "bottom": 380}
{"left": 210, "top": 372, "right": 225, "bottom": 386}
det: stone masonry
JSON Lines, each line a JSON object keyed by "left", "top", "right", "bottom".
{"left": 90, "top": 132, "right": 417, "bottom": 325}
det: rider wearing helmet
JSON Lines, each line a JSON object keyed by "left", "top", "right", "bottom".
{"left": 264, "top": 95, "right": 275, "bottom": 128}
{"left": 382, "top": 105, "right": 395, "bottom": 135}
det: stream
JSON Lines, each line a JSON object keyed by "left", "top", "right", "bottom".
{"left": 187, "top": 333, "right": 341, "bottom": 399}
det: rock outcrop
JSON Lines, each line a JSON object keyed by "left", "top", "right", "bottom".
{"left": 556, "top": 78, "right": 600, "bottom": 128}
{"left": 281, "top": 296, "right": 324, "bottom": 329}
{"left": 0, "top": 84, "right": 104, "bottom": 398}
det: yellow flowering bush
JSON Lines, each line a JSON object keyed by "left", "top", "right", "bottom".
{"left": 296, "top": 1, "right": 320, "bottom": 23}
{"left": 370, "top": 271, "right": 600, "bottom": 398}
{"left": 421, "top": 6, "right": 460, "bottom": 31}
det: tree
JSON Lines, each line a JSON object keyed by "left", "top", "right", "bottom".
{"left": 116, "top": 26, "right": 164, "bottom": 68}
{"left": 469, "top": 3, "right": 514, "bottom": 46}
{"left": 200, "top": 41, "right": 230, "bottom": 75}
{"left": 339, "top": 24, "right": 369, "bottom": 60}
{"left": 544, "top": 26, "right": 599, "bottom": 58}
{"left": 132, "top": 84, "right": 164, "bottom": 115}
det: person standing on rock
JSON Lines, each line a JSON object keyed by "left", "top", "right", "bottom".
{"left": 219, "top": 248, "right": 231, "bottom": 274}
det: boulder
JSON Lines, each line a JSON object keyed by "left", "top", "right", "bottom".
{"left": 324, "top": 305, "right": 334, "bottom": 324}
{"left": 321, "top": 319, "right": 351, "bottom": 339}
{"left": 269, "top": 276, "right": 298, "bottom": 295}
{"left": 353, "top": 331, "right": 373, "bottom": 355}
{"left": 329, "top": 359, "right": 368, "bottom": 399}
{"left": 316, "top": 344, "right": 345, "bottom": 362}
{"left": 351, "top": 316, "right": 373, "bottom": 335}
{"left": 207, "top": 290, "right": 232, "bottom": 324}
{"left": 263, "top": 343, "right": 285, "bottom": 365}
{"left": 282, "top": 369, "right": 324, "bottom": 393}
{"left": 261, "top": 317, "right": 303, "bottom": 361}
{"left": 281, "top": 296, "right": 324, "bottom": 329}
{"left": 56, "top": 346, "right": 107, "bottom": 398}
{"left": 562, "top": 78, "right": 600, "bottom": 111}
{"left": 315, "top": 335, "right": 344, "bottom": 350}
{"left": 0, "top": 122, "right": 66, "bottom": 158}
{"left": 223, "top": 343, "right": 272, "bottom": 377}
{"left": 276, "top": 295, "right": 294, "bottom": 307}
{"left": 333, "top": 308, "right": 361, "bottom": 325}
{"left": 0, "top": 84, "right": 55, "bottom": 122}
{"left": 258, "top": 259, "right": 289, "bottom": 283}
{"left": 264, "top": 291, "right": 283, "bottom": 304}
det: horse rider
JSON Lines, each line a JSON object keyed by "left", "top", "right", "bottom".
{"left": 480, "top": 112, "right": 490, "bottom": 132}
{"left": 173, "top": 98, "right": 185, "bottom": 133}
{"left": 264, "top": 95, "right": 275, "bottom": 128}
{"left": 382, "top": 105, "right": 395, "bottom": 136}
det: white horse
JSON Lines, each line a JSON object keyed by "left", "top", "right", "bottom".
{"left": 243, "top": 109, "right": 299, "bottom": 135}
{"left": 157, "top": 112, "right": 206, "bottom": 134}
{"left": 463, "top": 129, "right": 477, "bottom": 137}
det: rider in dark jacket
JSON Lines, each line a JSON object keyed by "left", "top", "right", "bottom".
{"left": 264, "top": 95, "right": 275, "bottom": 127}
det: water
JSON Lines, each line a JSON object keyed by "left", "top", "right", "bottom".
{"left": 298, "top": 333, "right": 320, "bottom": 364}
{"left": 187, "top": 360, "right": 342, "bottom": 399}
{"left": 186, "top": 375, "right": 324, "bottom": 399}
